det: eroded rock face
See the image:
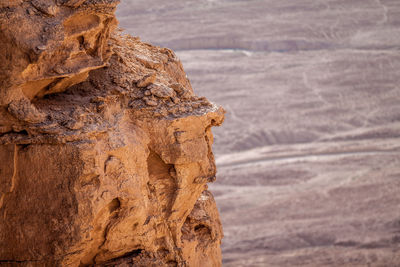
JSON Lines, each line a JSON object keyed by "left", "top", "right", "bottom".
{"left": 0, "top": 1, "right": 224, "bottom": 266}
{"left": 0, "top": 0, "right": 118, "bottom": 124}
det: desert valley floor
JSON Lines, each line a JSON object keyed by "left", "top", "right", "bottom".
{"left": 117, "top": 1, "right": 400, "bottom": 266}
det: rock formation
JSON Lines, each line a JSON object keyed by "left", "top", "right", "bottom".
{"left": 0, "top": 1, "right": 224, "bottom": 266}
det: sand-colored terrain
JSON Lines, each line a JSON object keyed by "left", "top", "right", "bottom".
{"left": 117, "top": 1, "right": 400, "bottom": 266}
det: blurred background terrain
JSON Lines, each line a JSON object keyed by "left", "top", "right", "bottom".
{"left": 117, "top": 1, "right": 400, "bottom": 266}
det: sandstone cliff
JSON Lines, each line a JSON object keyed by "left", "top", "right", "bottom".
{"left": 0, "top": 1, "right": 224, "bottom": 266}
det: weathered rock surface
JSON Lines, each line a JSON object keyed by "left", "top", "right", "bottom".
{"left": 0, "top": 0, "right": 118, "bottom": 124}
{"left": 0, "top": 1, "right": 224, "bottom": 266}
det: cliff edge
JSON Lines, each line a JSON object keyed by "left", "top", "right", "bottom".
{"left": 0, "top": 1, "right": 224, "bottom": 266}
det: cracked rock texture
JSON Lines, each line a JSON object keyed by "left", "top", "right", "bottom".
{"left": 0, "top": 1, "right": 224, "bottom": 266}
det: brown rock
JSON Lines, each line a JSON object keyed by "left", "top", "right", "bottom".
{"left": 7, "top": 97, "right": 45, "bottom": 124}
{"left": 171, "top": 83, "right": 185, "bottom": 95}
{"left": 136, "top": 73, "right": 156, "bottom": 88}
{"left": 31, "top": 0, "right": 59, "bottom": 16}
{"left": 144, "top": 97, "right": 158, "bottom": 106}
{"left": 171, "top": 83, "right": 193, "bottom": 99}
{"left": 149, "top": 84, "right": 175, "bottom": 99}
{"left": 0, "top": 1, "right": 224, "bottom": 266}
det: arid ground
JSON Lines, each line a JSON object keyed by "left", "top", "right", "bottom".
{"left": 117, "top": 1, "right": 400, "bottom": 266}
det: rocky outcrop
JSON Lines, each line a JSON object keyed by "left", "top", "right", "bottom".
{"left": 0, "top": 1, "right": 224, "bottom": 266}
{"left": 0, "top": 0, "right": 118, "bottom": 125}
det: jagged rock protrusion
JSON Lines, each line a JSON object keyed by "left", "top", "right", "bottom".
{"left": 0, "top": 0, "right": 119, "bottom": 121}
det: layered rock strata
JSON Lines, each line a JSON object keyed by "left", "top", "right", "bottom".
{"left": 0, "top": 1, "right": 224, "bottom": 266}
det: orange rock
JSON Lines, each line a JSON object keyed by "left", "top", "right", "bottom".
{"left": 0, "top": 1, "right": 224, "bottom": 266}
{"left": 136, "top": 73, "right": 157, "bottom": 88}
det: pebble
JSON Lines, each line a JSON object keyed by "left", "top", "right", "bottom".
{"left": 32, "top": 1, "right": 59, "bottom": 17}
{"left": 144, "top": 98, "right": 158, "bottom": 107}
{"left": 148, "top": 84, "right": 174, "bottom": 99}
{"left": 64, "top": 119, "right": 84, "bottom": 130}
{"left": 137, "top": 73, "right": 156, "bottom": 88}
{"left": 170, "top": 83, "right": 185, "bottom": 95}
{"left": 192, "top": 102, "right": 201, "bottom": 109}
{"left": 37, "top": 45, "right": 47, "bottom": 51}
{"left": 53, "top": 65, "right": 65, "bottom": 74}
